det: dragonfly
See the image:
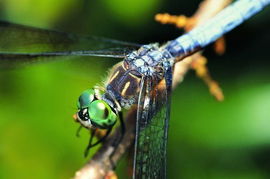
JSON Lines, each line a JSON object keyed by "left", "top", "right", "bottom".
{"left": 0, "top": 0, "right": 269, "bottom": 178}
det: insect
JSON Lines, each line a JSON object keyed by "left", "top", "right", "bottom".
{"left": 0, "top": 0, "right": 269, "bottom": 178}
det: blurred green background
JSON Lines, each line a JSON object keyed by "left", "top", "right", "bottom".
{"left": 0, "top": 0, "right": 270, "bottom": 178}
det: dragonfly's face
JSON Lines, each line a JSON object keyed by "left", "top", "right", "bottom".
{"left": 75, "top": 89, "right": 118, "bottom": 129}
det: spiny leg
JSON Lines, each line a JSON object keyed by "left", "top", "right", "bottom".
{"left": 76, "top": 125, "right": 83, "bottom": 137}
{"left": 109, "top": 112, "right": 126, "bottom": 169}
{"left": 84, "top": 129, "right": 96, "bottom": 157}
{"left": 84, "top": 127, "right": 113, "bottom": 157}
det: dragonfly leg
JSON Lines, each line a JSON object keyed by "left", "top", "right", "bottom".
{"left": 84, "top": 129, "right": 96, "bottom": 157}
{"left": 84, "top": 127, "right": 113, "bottom": 157}
{"left": 109, "top": 111, "right": 126, "bottom": 169}
{"left": 76, "top": 125, "right": 83, "bottom": 137}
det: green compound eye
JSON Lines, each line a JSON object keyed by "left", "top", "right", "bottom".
{"left": 77, "top": 89, "right": 95, "bottom": 109}
{"left": 88, "top": 100, "right": 118, "bottom": 129}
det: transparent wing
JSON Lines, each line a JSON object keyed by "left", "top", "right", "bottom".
{"left": 0, "top": 21, "right": 141, "bottom": 67}
{"left": 133, "top": 67, "right": 173, "bottom": 179}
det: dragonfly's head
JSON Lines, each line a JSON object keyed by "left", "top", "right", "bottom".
{"left": 75, "top": 88, "right": 118, "bottom": 129}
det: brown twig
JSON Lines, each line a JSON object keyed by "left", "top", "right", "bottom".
{"left": 74, "top": 0, "right": 231, "bottom": 178}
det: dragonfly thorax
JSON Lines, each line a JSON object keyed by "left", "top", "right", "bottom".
{"left": 105, "top": 44, "right": 174, "bottom": 109}
{"left": 125, "top": 44, "right": 173, "bottom": 76}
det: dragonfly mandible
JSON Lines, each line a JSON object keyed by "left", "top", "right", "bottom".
{"left": 0, "top": 0, "right": 269, "bottom": 178}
